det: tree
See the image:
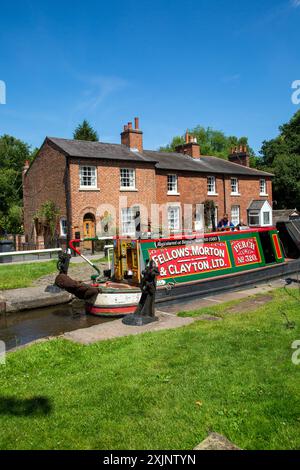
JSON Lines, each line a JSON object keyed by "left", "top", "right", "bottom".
{"left": 34, "top": 201, "right": 61, "bottom": 246}
{"left": 0, "top": 135, "right": 33, "bottom": 234}
{"left": 73, "top": 120, "right": 99, "bottom": 141}
{"left": 159, "top": 125, "right": 255, "bottom": 160}
{"left": 260, "top": 110, "right": 300, "bottom": 209}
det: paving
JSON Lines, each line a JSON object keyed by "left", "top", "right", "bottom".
{"left": 0, "top": 259, "right": 108, "bottom": 313}
{"left": 64, "top": 311, "right": 195, "bottom": 345}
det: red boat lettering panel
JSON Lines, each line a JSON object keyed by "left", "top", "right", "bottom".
{"left": 148, "top": 242, "right": 231, "bottom": 279}
{"left": 230, "top": 237, "right": 261, "bottom": 266}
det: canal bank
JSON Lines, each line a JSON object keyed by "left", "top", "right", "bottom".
{"left": 1, "top": 277, "right": 297, "bottom": 351}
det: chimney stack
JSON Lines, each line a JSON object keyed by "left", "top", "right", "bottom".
{"left": 175, "top": 130, "right": 200, "bottom": 159}
{"left": 121, "top": 116, "right": 143, "bottom": 152}
{"left": 228, "top": 145, "right": 250, "bottom": 167}
{"left": 22, "top": 159, "right": 30, "bottom": 188}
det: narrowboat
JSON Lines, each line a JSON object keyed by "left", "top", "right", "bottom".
{"left": 68, "top": 225, "right": 300, "bottom": 316}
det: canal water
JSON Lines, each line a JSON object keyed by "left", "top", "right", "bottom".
{"left": 0, "top": 304, "right": 114, "bottom": 350}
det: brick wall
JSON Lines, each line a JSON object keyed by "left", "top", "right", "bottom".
{"left": 23, "top": 141, "right": 273, "bottom": 242}
{"left": 156, "top": 170, "right": 272, "bottom": 228}
{"left": 69, "top": 159, "right": 157, "bottom": 238}
{"left": 23, "top": 141, "right": 67, "bottom": 243}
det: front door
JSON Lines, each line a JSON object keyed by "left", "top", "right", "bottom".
{"left": 83, "top": 218, "right": 95, "bottom": 250}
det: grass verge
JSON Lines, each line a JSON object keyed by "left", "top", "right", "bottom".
{"left": 0, "top": 288, "right": 300, "bottom": 449}
{"left": 0, "top": 261, "right": 58, "bottom": 290}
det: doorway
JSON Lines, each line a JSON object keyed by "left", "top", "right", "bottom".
{"left": 83, "top": 213, "right": 96, "bottom": 250}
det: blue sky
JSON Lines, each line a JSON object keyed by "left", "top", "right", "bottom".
{"left": 0, "top": 0, "right": 299, "bottom": 153}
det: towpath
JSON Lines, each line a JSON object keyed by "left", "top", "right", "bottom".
{"left": 63, "top": 277, "right": 293, "bottom": 345}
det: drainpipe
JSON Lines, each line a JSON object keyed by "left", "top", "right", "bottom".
{"left": 223, "top": 174, "right": 227, "bottom": 214}
{"left": 65, "top": 156, "right": 72, "bottom": 247}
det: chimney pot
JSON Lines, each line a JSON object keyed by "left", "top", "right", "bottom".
{"left": 121, "top": 117, "right": 143, "bottom": 152}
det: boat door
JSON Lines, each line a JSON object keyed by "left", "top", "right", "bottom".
{"left": 83, "top": 213, "right": 96, "bottom": 250}
{"left": 259, "top": 230, "right": 276, "bottom": 263}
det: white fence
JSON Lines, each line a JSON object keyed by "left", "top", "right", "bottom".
{"left": 0, "top": 248, "right": 62, "bottom": 264}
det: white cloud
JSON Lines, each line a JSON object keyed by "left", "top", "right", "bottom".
{"left": 74, "top": 75, "right": 128, "bottom": 112}
{"left": 291, "top": 0, "right": 300, "bottom": 7}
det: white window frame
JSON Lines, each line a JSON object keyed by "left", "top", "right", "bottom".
{"left": 207, "top": 176, "right": 217, "bottom": 195}
{"left": 121, "top": 206, "right": 139, "bottom": 236}
{"left": 60, "top": 217, "right": 67, "bottom": 237}
{"left": 260, "top": 178, "right": 267, "bottom": 196}
{"left": 167, "top": 206, "right": 180, "bottom": 231}
{"left": 263, "top": 211, "right": 270, "bottom": 225}
{"left": 231, "top": 205, "right": 240, "bottom": 226}
{"left": 248, "top": 211, "right": 260, "bottom": 226}
{"left": 120, "top": 168, "right": 136, "bottom": 190}
{"left": 167, "top": 174, "right": 179, "bottom": 194}
{"left": 230, "top": 177, "right": 239, "bottom": 195}
{"left": 79, "top": 165, "right": 97, "bottom": 189}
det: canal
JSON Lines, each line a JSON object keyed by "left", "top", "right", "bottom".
{"left": 0, "top": 304, "right": 115, "bottom": 351}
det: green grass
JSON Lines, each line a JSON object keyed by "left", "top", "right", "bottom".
{"left": 177, "top": 296, "right": 260, "bottom": 318}
{"left": 0, "top": 260, "right": 58, "bottom": 290}
{"left": 0, "top": 288, "right": 300, "bottom": 449}
{"left": 0, "top": 256, "right": 111, "bottom": 290}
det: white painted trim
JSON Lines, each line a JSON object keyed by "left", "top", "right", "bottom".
{"left": 0, "top": 248, "right": 62, "bottom": 258}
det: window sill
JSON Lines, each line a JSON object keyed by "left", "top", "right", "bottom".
{"left": 231, "top": 192, "right": 241, "bottom": 196}
{"left": 260, "top": 193, "right": 268, "bottom": 197}
{"left": 79, "top": 187, "right": 100, "bottom": 191}
{"left": 120, "top": 188, "right": 138, "bottom": 192}
{"left": 167, "top": 192, "right": 180, "bottom": 196}
{"left": 207, "top": 192, "right": 218, "bottom": 196}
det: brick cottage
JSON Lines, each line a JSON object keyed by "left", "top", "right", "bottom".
{"left": 23, "top": 117, "right": 273, "bottom": 247}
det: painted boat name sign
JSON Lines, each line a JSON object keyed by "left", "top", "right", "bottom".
{"left": 230, "top": 237, "right": 261, "bottom": 266}
{"left": 149, "top": 242, "right": 231, "bottom": 278}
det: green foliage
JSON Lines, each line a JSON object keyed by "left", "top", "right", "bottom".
{"left": 160, "top": 126, "right": 255, "bottom": 160}
{"left": 204, "top": 199, "right": 216, "bottom": 230}
{"left": 73, "top": 119, "right": 99, "bottom": 141}
{"left": 0, "top": 288, "right": 299, "bottom": 449}
{"left": 34, "top": 201, "right": 60, "bottom": 240}
{"left": 0, "top": 134, "right": 34, "bottom": 234}
{"left": 0, "top": 204, "right": 23, "bottom": 235}
{"left": 260, "top": 110, "right": 300, "bottom": 209}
